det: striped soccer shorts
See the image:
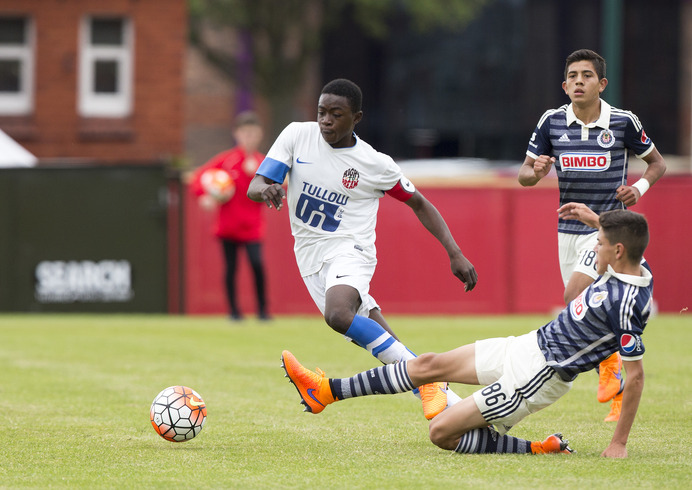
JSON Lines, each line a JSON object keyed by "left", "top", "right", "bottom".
{"left": 472, "top": 330, "right": 572, "bottom": 435}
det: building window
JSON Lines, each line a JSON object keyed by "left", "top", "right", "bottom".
{"left": 0, "top": 16, "right": 34, "bottom": 115}
{"left": 79, "top": 16, "right": 133, "bottom": 117}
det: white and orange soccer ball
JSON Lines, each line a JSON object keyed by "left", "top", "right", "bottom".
{"left": 150, "top": 386, "right": 207, "bottom": 442}
{"left": 200, "top": 168, "right": 235, "bottom": 203}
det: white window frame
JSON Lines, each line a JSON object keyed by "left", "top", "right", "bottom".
{"left": 78, "top": 16, "right": 133, "bottom": 118}
{"left": 0, "top": 16, "right": 34, "bottom": 115}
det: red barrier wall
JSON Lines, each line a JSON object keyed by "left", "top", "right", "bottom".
{"left": 182, "top": 175, "right": 692, "bottom": 316}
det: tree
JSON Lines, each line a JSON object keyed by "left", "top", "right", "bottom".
{"left": 189, "top": 0, "right": 489, "bottom": 135}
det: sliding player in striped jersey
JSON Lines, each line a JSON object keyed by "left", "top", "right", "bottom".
{"left": 283, "top": 210, "right": 652, "bottom": 458}
{"left": 518, "top": 49, "right": 666, "bottom": 421}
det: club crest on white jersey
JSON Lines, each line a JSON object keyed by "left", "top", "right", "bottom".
{"left": 342, "top": 168, "right": 359, "bottom": 189}
{"left": 559, "top": 152, "right": 611, "bottom": 172}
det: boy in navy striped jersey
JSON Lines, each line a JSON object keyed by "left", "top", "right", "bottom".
{"left": 518, "top": 49, "right": 665, "bottom": 421}
{"left": 283, "top": 210, "right": 652, "bottom": 458}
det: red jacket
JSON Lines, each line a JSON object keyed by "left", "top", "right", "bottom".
{"left": 190, "top": 146, "right": 266, "bottom": 242}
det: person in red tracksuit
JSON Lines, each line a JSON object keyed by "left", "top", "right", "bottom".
{"left": 190, "top": 111, "right": 270, "bottom": 321}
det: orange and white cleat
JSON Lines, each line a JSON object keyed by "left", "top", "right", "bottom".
{"left": 419, "top": 381, "right": 448, "bottom": 420}
{"left": 530, "top": 433, "right": 574, "bottom": 454}
{"left": 281, "top": 350, "right": 336, "bottom": 414}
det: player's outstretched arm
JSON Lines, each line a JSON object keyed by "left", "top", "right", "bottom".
{"left": 248, "top": 174, "right": 286, "bottom": 210}
{"left": 404, "top": 191, "right": 478, "bottom": 291}
{"left": 601, "top": 359, "right": 644, "bottom": 458}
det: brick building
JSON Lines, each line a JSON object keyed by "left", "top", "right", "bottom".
{"left": 0, "top": 0, "right": 186, "bottom": 164}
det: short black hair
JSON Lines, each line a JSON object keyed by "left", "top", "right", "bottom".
{"left": 564, "top": 49, "right": 607, "bottom": 80}
{"left": 599, "top": 210, "right": 649, "bottom": 264}
{"left": 233, "top": 110, "right": 261, "bottom": 128}
{"left": 321, "top": 78, "right": 362, "bottom": 113}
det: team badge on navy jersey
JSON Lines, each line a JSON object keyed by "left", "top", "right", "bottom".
{"left": 640, "top": 129, "right": 651, "bottom": 145}
{"left": 588, "top": 291, "right": 608, "bottom": 308}
{"left": 342, "top": 168, "right": 359, "bottom": 189}
{"left": 620, "top": 333, "right": 642, "bottom": 354}
{"left": 597, "top": 129, "right": 615, "bottom": 148}
{"left": 570, "top": 291, "right": 587, "bottom": 320}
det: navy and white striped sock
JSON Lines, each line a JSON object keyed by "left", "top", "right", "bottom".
{"left": 329, "top": 361, "right": 415, "bottom": 400}
{"left": 454, "top": 427, "right": 531, "bottom": 454}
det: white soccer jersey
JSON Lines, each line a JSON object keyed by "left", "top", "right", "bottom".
{"left": 256, "top": 122, "right": 405, "bottom": 276}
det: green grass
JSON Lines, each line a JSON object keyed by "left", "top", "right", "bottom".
{"left": 0, "top": 313, "right": 690, "bottom": 488}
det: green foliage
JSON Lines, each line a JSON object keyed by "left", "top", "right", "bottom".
{"left": 189, "top": 0, "right": 323, "bottom": 93}
{"left": 347, "top": 0, "right": 489, "bottom": 38}
{"left": 188, "top": 0, "right": 492, "bottom": 134}
{"left": 1, "top": 313, "right": 690, "bottom": 488}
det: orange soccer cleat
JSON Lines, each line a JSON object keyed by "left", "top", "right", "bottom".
{"left": 530, "top": 433, "right": 574, "bottom": 454}
{"left": 604, "top": 392, "right": 623, "bottom": 422}
{"left": 281, "top": 350, "right": 336, "bottom": 414}
{"left": 597, "top": 352, "right": 624, "bottom": 403}
{"left": 419, "top": 381, "right": 448, "bottom": 420}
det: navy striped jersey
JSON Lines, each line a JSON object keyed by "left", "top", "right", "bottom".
{"left": 537, "top": 264, "right": 653, "bottom": 382}
{"left": 526, "top": 100, "right": 655, "bottom": 234}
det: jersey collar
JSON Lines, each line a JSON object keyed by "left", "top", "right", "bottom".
{"left": 566, "top": 99, "right": 612, "bottom": 129}
{"left": 596, "top": 263, "right": 652, "bottom": 288}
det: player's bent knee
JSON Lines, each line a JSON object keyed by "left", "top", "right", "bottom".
{"left": 323, "top": 309, "right": 353, "bottom": 335}
{"left": 428, "top": 419, "right": 458, "bottom": 451}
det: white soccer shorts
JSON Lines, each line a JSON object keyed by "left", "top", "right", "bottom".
{"left": 472, "top": 330, "right": 572, "bottom": 435}
{"left": 558, "top": 231, "right": 599, "bottom": 286}
{"left": 302, "top": 252, "right": 379, "bottom": 317}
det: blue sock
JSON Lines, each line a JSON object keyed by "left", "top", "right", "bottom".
{"left": 345, "top": 315, "right": 415, "bottom": 364}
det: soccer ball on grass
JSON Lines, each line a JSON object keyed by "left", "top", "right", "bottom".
{"left": 150, "top": 385, "right": 207, "bottom": 442}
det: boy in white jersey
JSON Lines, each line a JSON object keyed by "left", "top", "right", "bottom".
{"left": 283, "top": 210, "right": 652, "bottom": 459}
{"left": 517, "top": 49, "right": 666, "bottom": 421}
{"left": 248, "top": 79, "right": 478, "bottom": 419}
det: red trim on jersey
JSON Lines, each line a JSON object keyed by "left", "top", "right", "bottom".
{"left": 386, "top": 180, "right": 414, "bottom": 202}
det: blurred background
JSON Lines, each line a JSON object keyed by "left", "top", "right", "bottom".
{"left": 0, "top": 0, "right": 689, "bottom": 315}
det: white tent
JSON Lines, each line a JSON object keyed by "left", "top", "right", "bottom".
{"left": 0, "top": 129, "right": 37, "bottom": 167}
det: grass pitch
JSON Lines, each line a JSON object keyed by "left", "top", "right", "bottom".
{"left": 1, "top": 313, "right": 690, "bottom": 488}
